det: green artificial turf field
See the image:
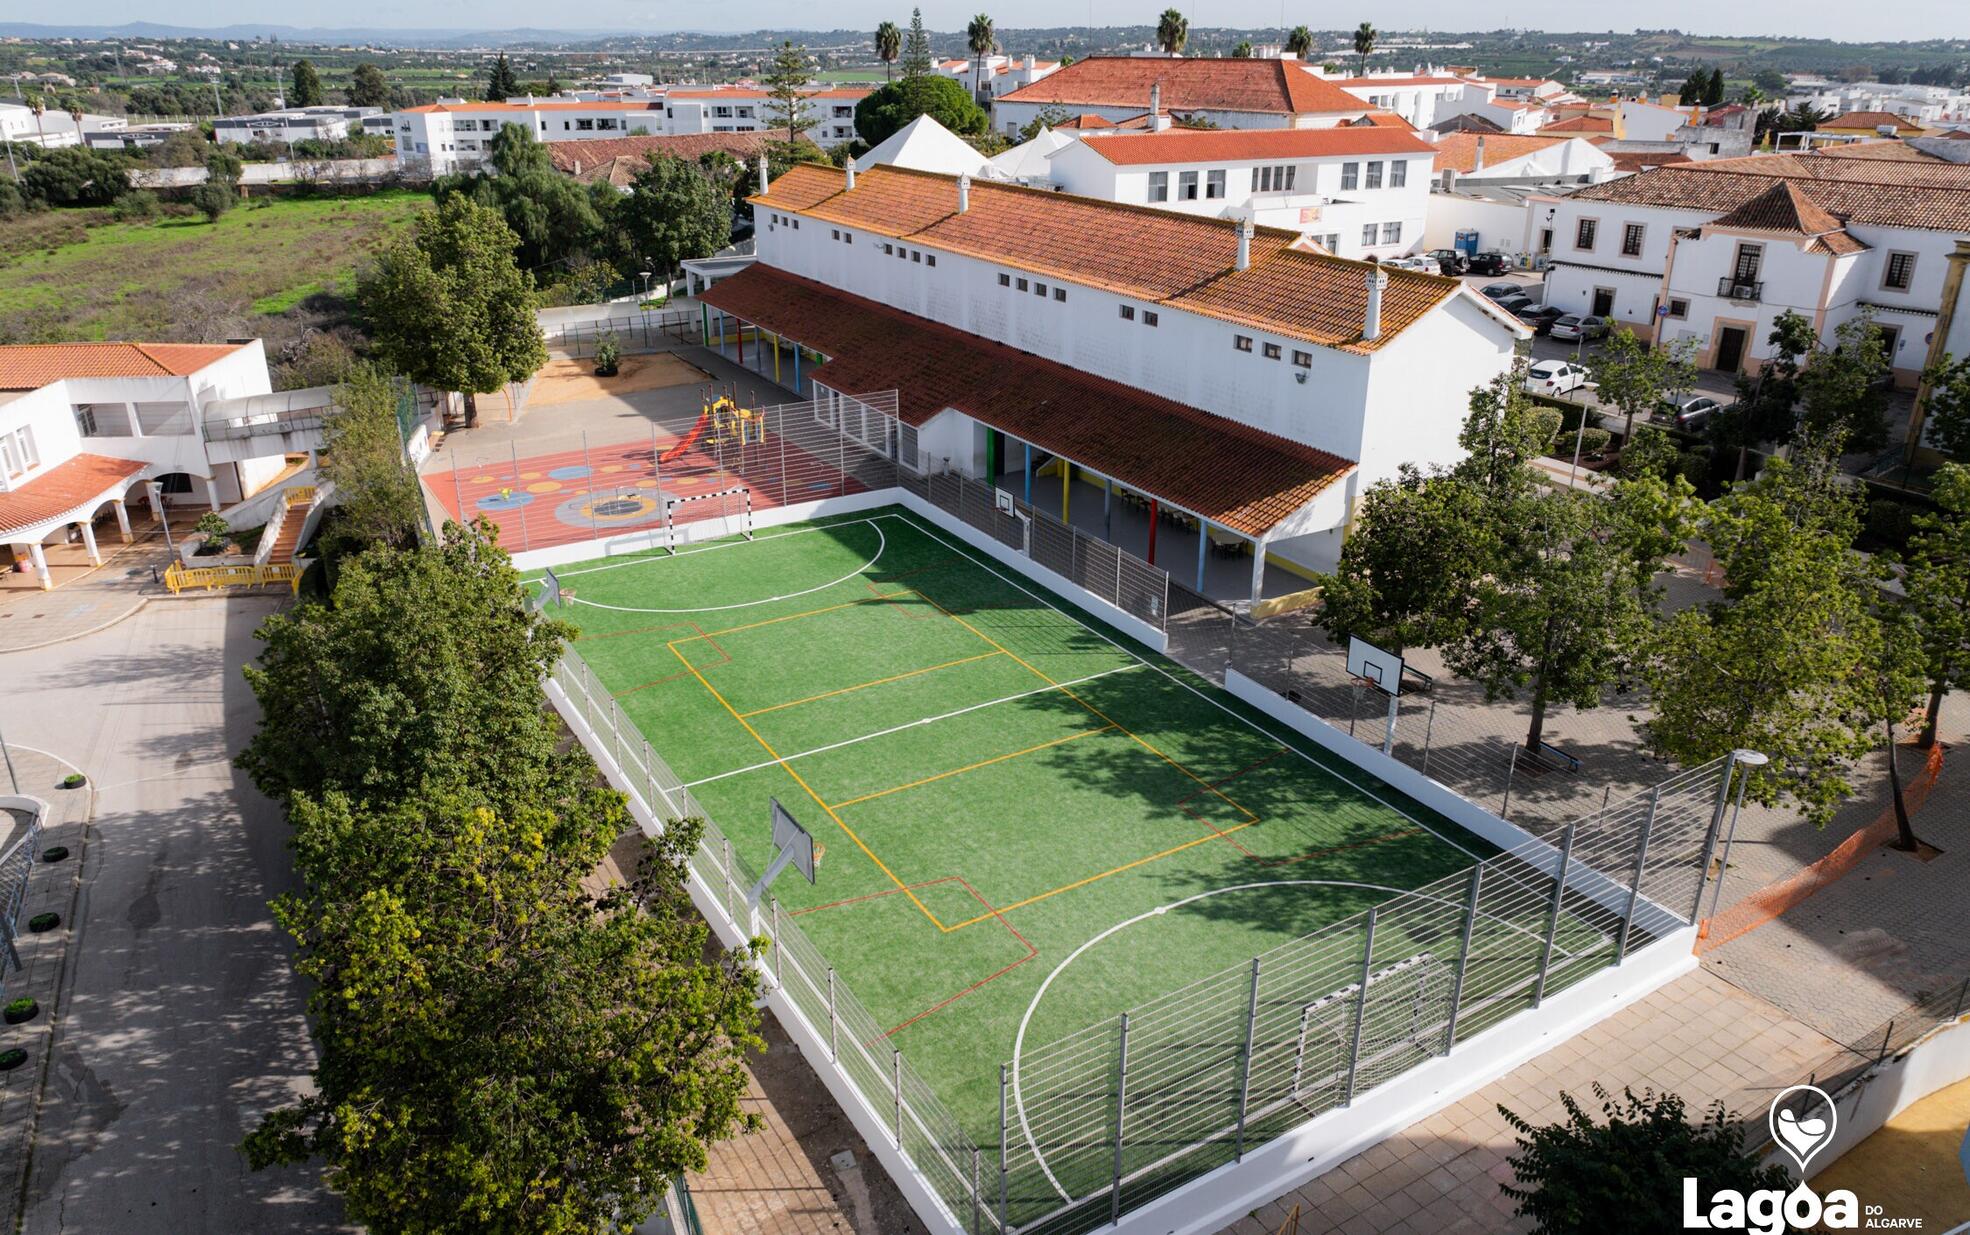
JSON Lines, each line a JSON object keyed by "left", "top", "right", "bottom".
{"left": 540, "top": 509, "right": 1561, "bottom": 1172}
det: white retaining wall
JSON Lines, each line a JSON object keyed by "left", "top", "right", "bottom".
{"left": 1791, "top": 1011, "right": 1970, "bottom": 1184}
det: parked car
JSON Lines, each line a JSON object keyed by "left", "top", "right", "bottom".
{"left": 1660, "top": 395, "right": 1724, "bottom": 430}
{"left": 1480, "top": 282, "right": 1524, "bottom": 302}
{"left": 1493, "top": 292, "right": 1534, "bottom": 314}
{"left": 1549, "top": 314, "right": 1611, "bottom": 342}
{"left": 1467, "top": 252, "right": 1511, "bottom": 277}
{"left": 1524, "top": 359, "right": 1591, "bottom": 397}
{"left": 1427, "top": 248, "right": 1469, "bottom": 275}
{"left": 1382, "top": 254, "right": 1438, "bottom": 273}
{"left": 1512, "top": 303, "right": 1567, "bottom": 334}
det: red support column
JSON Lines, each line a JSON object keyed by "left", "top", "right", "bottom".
{"left": 1146, "top": 499, "right": 1160, "bottom": 565}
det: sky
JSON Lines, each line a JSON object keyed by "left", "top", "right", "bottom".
{"left": 34, "top": 2, "right": 1970, "bottom": 44}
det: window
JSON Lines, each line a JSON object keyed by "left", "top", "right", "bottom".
{"left": 1667, "top": 298, "right": 1689, "bottom": 319}
{"left": 1178, "top": 170, "right": 1199, "bottom": 201}
{"left": 1119, "top": 305, "right": 1135, "bottom": 320}
{"left": 1142, "top": 311, "right": 1159, "bottom": 326}
{"left": 1621, "top": 223, "right": 1645, "bottom": 257}
{"left": 1575, "top": 218, "right": 1597, "bottom": 250}
{"left": 1382, "top": 222, "right": 1402, "bottom": 244}
{"left": 831, "top": 228, "right": 839, "bottom": 239}
{"left": 1365, "top": 160, "right": 1384, "bottom": 189}
{"left": 911, "top": 250, "right": 921, "bottom": 262}
{"left": 1389, "top": 160, "right": 1407, "bottom": 188}
{"left": 1732, "top": 243, "right": 1762, "bottom": 282}
{"left": 1148, "top": 171, "right": 1169, "bottom": 202}
{"left": 74, "top": 406, "right": 98, "bottom": 437}
{"left": 999, "top": 272, "right": 1010, "bottom": 286}
{"left": 1292, "top": 350, "right": 1312, "bottom": 368}
{"left": 1362, "top": 223, "right": 1379, "bottom": 246}
{"left": 1017, "top": 277, "right": 1029, "bottom": 291}
{"left": 1053, "top": 287, "right": 1066, "bottom": 302}
{"left": 1234, "top": 335, "right": 1254, "bottom": 352}
{"left": 845, "top": 233, "right": 854, "bottom": 245}
{"left": 885, "top": 242, "right": 896, "bottom": 254}
{"left": 1206, "top": 169, "right": 1226, "bottom": 199}
{"left": 1341, "top": 162, "right": 1359, "bottom": 191}
{"left": 1884, "top": 251, "right": 1917, "bottom": 291}
{"left": 1034, "top": 281, "right": 1047, "bottom": 296}
{"left": 1, "top": 426, "right": 36, "bottom": 479}
{"left": 1262, "top": 342, "right": 1282, "bottom": 359}
{"left": 925, "top": 254, "right": 935, "bottom": 266}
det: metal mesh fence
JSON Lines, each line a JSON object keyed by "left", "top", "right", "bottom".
{"left": 0, "top": 804, "right": 44, "bottom": 1007}
{"left": 542, "top": 311, "right": 701, "bottom": 358}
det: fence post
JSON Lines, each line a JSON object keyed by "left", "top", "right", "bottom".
{"left": 609, "top": 697, "right": 624, "bottom": 772}
{"left": 1500, "top": 742, "right": 1519, "bottom": 819}
{"left": 1234, "top": 957, "right": 1261, "bottom": 1160}
{"left": 509, "top": 441, "right": 530, "bottom": 551}
{"left": 1615, "top": 788, "right": 1659, "bottom": 966}
{"left": 1693, "top": 754, "right": 1742, "bottom": 924}
{"left": 972, "top": 1147, "right": 983, "bottom": 1235}
{"left": 1877, "top": 1022, "right": 1894, "bottom": 1067}
{"left": 1110, "top": 1012, "right": 1130, "bottom": 1225}
{"left": 770, "top": 898, "right": 782, "bottom": 989}
{"left": 1343, "top": 908, "right": 1378, "bottom": 1107}
{"left": 1954, "top": 977, "right": 1970, "bottom": 1021}
{"left": 1534, "top": 823, "right": 1578, "bottom": 1008}
{"left": 1443, "top": 864, "right": 1483, "bottom": 1055}
{"left": 998, "top": 1064, "right": 1010, "bottom": 1231}
{"left": 583, "top": 430, "right": 599, "bottom": 540}
{"left": 722, "top": 836, "right": 737, "bottom": 925}
{"left": 1420, "top": 697, "right": 1439, "bottom": 776}
{"left": 827, "top": 968, "right": 838, "bottom": 1062}
{"left": 1289, "top": 1002, "right": 1311, "bottom": 1095}
{"left": 891, "top": 1049, "right": 904, "bottom": 1148}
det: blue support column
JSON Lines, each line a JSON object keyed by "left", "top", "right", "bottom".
{"left": 1023, "top": 442, "right": 1033, "bottom": 504}
{"left": 701, "top": 303, "right": 710, "bottom": 346}
{"left": 793, "top": 347, "right": 801, "bottom": 395}
{"left": 1196, "top": 518, "right": 1209, "bottom": 593}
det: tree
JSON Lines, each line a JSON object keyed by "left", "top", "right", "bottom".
{"left": 1797, "top": 311, "right": 1891, "bottom": 452}
{"left": 359, "top": 194, "right": 545, "bottom": 429}
{"left": 901, "top": 8, "right": 934, "bottom": 79}
{"left": 1715, "top": 309, "right": 1814, "bottom": 478}
{"left": 18, "top": 145, "right": 131, "bottom": 207}
{"left": 190, "top": 180, "right": 234, "bottom": 222}
{"left": 205, "top": 145, "right": 244, "bottom": 188}
{"left": 1318, "top": 463, "right": 1498, "bottom": 654}
{"left": 1284, "top": 26, "right": 1314, "bottom": 58}
{"left": 1753, "top": 68, "right": 1789, "bottom": 96}
{"left": 149, "top": 126, "right": 211, "bottom": 168}
{"left": 289, "top": 59, "right": 324, "bottom": 108}
{"left": 611, "top": 153, "right": 732, "bottom": 284}
{"left": 854, "top": 74, "right": 988, "bottom": 147}
{"left": 1156, "top": 8, "right": 1189, "bottom": 55}
{"left": 1904, "top": 464, "right": 1970, "bottom": 748}
{"left": 1018, "top": 105, "right": 1073, "bottom": 142}
{"left": 1352, "top": 22, "right": 1377, "bottom": 74}
{"left": 1231, "top": 40, "right": 1254, "bottom": 59}
{"left": 319, "top": 362, "right": 425, "bottom": 555}
{"left": 1501, "top": 1086, "right": 1793, "bottom": 1233}
{"left": 1918, "top": 353, "right": 1970, "bottom": 460}
{"left": 1676, "top": 69, "right": 1709, "bottom": 102}
{"left": 348, "top": 63, "right": 390, "bottom": 108}
{"left": 1645, "top": 443, "right": 1909, "bottom": 825}
{"left": 763, "top": 41, "right": 818, "bottom": 144}
{"left": 875, "top": 20, "right": 903, "bottom": 80}
{"left": 1704, "top": 67, "right": 1727, "bottom": 106}
{"left": 485, "top": 53, "right": 520, "bottom": 102}
{"left": 966, "top": 13, "right": 997, "bottom": 97}
{"left": 432, "top": 123, "right": 608, "bottom": 275}
{"left": 1592, "top": 326, "right": 1696, "bottom": 443}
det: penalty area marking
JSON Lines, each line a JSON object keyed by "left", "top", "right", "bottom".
{"left": 557, "top": 520, "right": 889, "bottom": 615}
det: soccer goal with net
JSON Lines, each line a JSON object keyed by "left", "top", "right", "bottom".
{"left": 661, "top": 486, "right": 753, "bottom": 553}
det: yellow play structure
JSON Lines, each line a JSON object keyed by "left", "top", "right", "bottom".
{"left": 702, "top": 384, "right": 766, "bottom": 447}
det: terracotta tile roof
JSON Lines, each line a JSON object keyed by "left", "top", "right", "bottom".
{"left": 699, "top": 266, "right": 1353, "bottom": 536}
{"left": 1604, "top": 150, "right": 1690, "bottom": 173}
{"left": 1822, "top": 111, "right": 1925, "bottom": 133}
{"left": 1539, "top": 115, "right": 1613, "bottom": 133}
{"left": 548, "top": 132, "right": 769, "bottom": 184}
{"left": 1353, "top": 111, "right": 1418, "bottom": 129}
{"left": 0, "top": 454, "right": 146, "bottom": 536}
{"left": 400, "top": 100, "right": 666, "bottom": 113}
{"left": 1814, "top": 139, "right": 1947, "bottom": 161}
{"left": 752, "top": 163, "right": 1461, "bottom": 352}
{"left": 0, "top": 342, "right": 245, "bottom": 391}
{"left": 1566, "top": 156, "right": 1970, "bottom": 232}
{"left": 1079, "top": 125, "right": 1435, "bottom": 165}
{"left": 1431, "top": 132, "right": 1570, "bottom": 173}
{"left": 1711, "top": 180, "right": 1847, "bottom": 237}
{"left": 1807, "top": 231, "right": 1869, "bottom": 255}
{"left": 665, "top": 87, "right": 872, "bottom": 100}
{"left": 1052, "top": 112, "right": 1151, "bottom": 130}
{"left": 1433, "top": 113, "right": 1503, "bottom": 134}
{"left": 998, "top": 57, "right": 1366, "bottom": 116}
{"left": 1327, "top": 74, "right": 1468, "bottom": 88}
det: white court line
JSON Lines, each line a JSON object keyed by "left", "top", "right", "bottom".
{"left": 565, "top": 521, "right": 888, "bottom": 615}
{"left": 550, "top": 515, "right": 880, "bottom": 580}
{"left": 681, "top": 662, "right": 1146, "bottom": 789}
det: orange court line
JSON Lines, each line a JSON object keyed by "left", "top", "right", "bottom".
{"left": 942, "top": 819, "right": 1267, "bottom": 929}
{"left": 666, "top": 636, "right": 948, "bottom": 930}
{"left": 828, "top": 724, "right": 1118, "bottom": 810}
{"left": 739, "top": 651, "right": 1005, "bottom": 718}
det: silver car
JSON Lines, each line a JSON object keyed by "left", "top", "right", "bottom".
{"left": 1549, "top": 314, "right": 1610, "bottom": 342}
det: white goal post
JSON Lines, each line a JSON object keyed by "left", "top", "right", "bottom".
{"left": 661, "top": 486, "right": 753, "bottom": 554}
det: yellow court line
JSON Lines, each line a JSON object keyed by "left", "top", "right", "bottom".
{"left": 666, "top": 638, "right": 948, "bottom": 931}
{"left": 739, "top": 651, "right": 1005, "bottom": 718}
{"left": 829, "top": 724, "right": 1118, "bottom": 810}
{"left": 694, "top": 583, "right": 953, "bottom": 643}
{"left": 943, "top": 821, "right": 1263, "bottom": 929}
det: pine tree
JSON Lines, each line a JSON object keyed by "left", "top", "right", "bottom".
{"left": 763, "top": 41, "right": 818, "bottom": 144}
{"left": 289, "top": 59, "right": 324, "bottom": 107}
{"left": 901, "top": 7, "right": 934, "bottom": 78}
{"left": 485, "top": 53, "right": 520, "bottom": 102}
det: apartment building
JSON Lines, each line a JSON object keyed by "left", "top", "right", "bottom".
{"left": 992, "top": 57, "right": 1372, "bottom": 139}
{"left": 663, "top": 87, "right": 870, "bottom": 148}
{"left": 933, "top": 54, "right": 1061, "bottom": 101}
{"left": 213, "top": 106, "right": 383, "bottom": 146}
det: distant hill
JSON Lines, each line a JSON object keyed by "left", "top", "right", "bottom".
{"left": 0, "top": 21, "right": 645, "bottom": 47}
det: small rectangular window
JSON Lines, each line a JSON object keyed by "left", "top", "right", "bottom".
{"left": 1365, "top": 161, "right": 1384, "bottom": 190}
{"left": 844, "top": 232, "right": 853, "bottom": 245}
{"left": 925, "top": 254, "right": 935, "bottom": 266}
{"left": 1389, "top": 160, "right": 1406, "bottom": 188}
{"left": 1017, "top": 277, "right": 1029, "bottom": 291}
{"left": 1148, "top": 171, "right": 1169, "bottom": 203}
{"left": 1119, "top": 305, "right": 1135, "bottom": 320}
{"left": 1292, "top": 350, "right": 1312, "bottom": 368}
{"left": 1362, "top": 223, "right": 1378, "bottom": 246}
{"left": 896, "top": 247, "right": 906, "bottom": 259}
{"left": 1053, "top": 287, "right": 1066, "bottom": 302}
{"left": 999, "top": 272, "right": 1011, "bottom": 286}
{"left": 1234, "top": 335, "right": 1254, "bottom": 352}
{"left": 1034, "top": 281, "right": 1047, "bottom": 296}
{"left": 1178, "top": 170, "right": 1199, "bottom": 201}
{"left": 911, "top": 250, "right": 921, "bottom": 262}
{"left": 1262, "top": 342, "right": 1282, "bottom": 360}
{"left": 1885, "top": 251, "right": 1917, "bottom": 291}
{"left": 1575, "top": 217, "right": 1597, "bottom": 250}
{"left": 1621, "top": 223, "right": 1645, "bottom": 257}
{"left": 1666, "top": 298, "right": 1689, "bottom": 319}
{"left": 831, "top": 228, "right": 840, "bottom": 240}
{"left": 1341, "top": 162, "right": 1359, "bottom": 191}
{"left": 1143, "top": 311, "right": 1159, "bottom": 327}
{"left": 1382, "top": 222, "right": 1402, "bottom": 244}
{"left": 1206, "top": 169, "right": 1225, "bottom": 199}
{"left": 1284, "top": 164, "right": 1297, "bottom": 191}
{"left": 1257, "top": 165, "right": 1271, "bottom": 192}
{"left": 792, "top": 219, "right": 800, "bottom": 229}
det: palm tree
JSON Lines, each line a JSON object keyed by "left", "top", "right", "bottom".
{"left": 967, "top": 13, "right": 996, "bottom": 100}
{"left": 875, "top": 21, "right": 902, "bottom": 81}
{"left": 1353, "top": 21, "right": 1377, "bottom": 75}
{"left": 1156, "top": 8, "right": 1188, "bottom": 55}
{"left": 28, "top": 95, "right": 45, "bottom": 148}
{"left": 1285, "top": 25, "right": 1314, "bottom": 58}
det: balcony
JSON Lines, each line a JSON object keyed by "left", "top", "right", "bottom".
{"left": 1718, "top": 277, "right": 1763, "bottom": 302}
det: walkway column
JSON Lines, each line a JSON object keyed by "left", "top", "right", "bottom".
{"left": 771, "top": 331, "right": 782, "bottom": 385}
{"left": 1060, "top": 462, "right": 1070, "bottom": 522}
{"left": 1103, "top": 476, "right": 1112, "bottom": 541}
{"left": 1196, "top": 518, "right": 1209, "bottom": 592}
{"left": 111, "top": 499, "right": 133, "bottom": 543}
{"left": 1146, "top": 499, "right": 1160, "bottom": 566}
{"left": 26, "top": 542, "right": 50, "bottom": 591}
{"left": 75, "top": 519, "right": 100, "bottom": 567}
{"left": 701, "top": 303, "right": 711, "bottom": 346}
{"left": 1023, "top": 442, "right": 1033, "bottom": 504}
{"left": 792, "top": 346, "right": 801, "bottom": 395}
{"left": 205, "top": 476, "right": 222, "bottom": 512}
{"left": 1248, "top": 535, "right": 1267, "bottom": 604}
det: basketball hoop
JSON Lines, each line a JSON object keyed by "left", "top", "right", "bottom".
{"left": 1346, "top": 636, "right": 1405, "bottom": 755}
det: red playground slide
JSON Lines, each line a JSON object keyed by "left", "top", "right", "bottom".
{"left": 660, "top": 408, "right": 711, "bottom": 463}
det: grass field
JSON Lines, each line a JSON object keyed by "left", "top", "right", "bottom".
{"left": 0, "top": 191, "right": 426, "bottom": 344}
{"left": 543, "top": 508, "right": 1512, "bottom": 1152}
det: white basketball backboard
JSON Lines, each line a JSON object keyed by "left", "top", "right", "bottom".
{"left": 995, "top": 489, "right": 1017, "bottom": 516}
{"left": 1347, "top": 636, "right": 1405, "bottom": 697}
{"left": 771, "top": 798, "right": 815, "bottom": 884}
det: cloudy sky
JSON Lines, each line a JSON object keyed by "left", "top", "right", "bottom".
{"left": 43, "top": 2, "right": 1967, "bottom": 43}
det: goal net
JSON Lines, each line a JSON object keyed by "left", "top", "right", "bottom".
{"left": 661, "top": 485, "right": 753, "bottom": 554}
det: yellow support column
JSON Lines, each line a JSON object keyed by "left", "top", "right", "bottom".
{"left": 771, "top": 331, "right": 782, "bottom": 385}
{"left": 1061, "top": 464, "right": 1071, "bottom": 522}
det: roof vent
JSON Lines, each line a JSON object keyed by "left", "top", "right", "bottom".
{"left": 845, "top": 155, "right": 857, "bottom": 190}
{"left": 1474, "top": 135, "right": 1486, "bottom": 172}
{"left": 1364, "top": 268, "right": 1389, "bottom": 342}
{"left": 757, "top": 153, "right": 770, "bottom": 196}
{"left": 1235, "top": 217, "right": 1254, "bottom": 272}
{"left": 958, "top": 173, "right": 971, "bottom": 213}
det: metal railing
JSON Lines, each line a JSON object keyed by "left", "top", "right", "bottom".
{"left": 1717, "top": 278, "right": 1763, "bottom": 301}
{"left": 0, "top": 802, "right": 45, "bottom": 1007}
{"left": 542, "top": 310, "right": 701, "bottom": 358}
{"left": 203, "top": 404, "right": 329, "bottom": 442}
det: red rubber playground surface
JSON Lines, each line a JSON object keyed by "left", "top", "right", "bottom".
{"left": 424, "top": 417, "right": 869, "bottom": 553}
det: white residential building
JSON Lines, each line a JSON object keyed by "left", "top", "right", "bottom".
{"left": 933, "top": 54, "right": 1061, "bottom": 101}
{"left": 1039, "top": 125, "right": 1437, "bottom": 258}
{"left": 662, "top": 87, "right": 869, "bottom": 148}
{"left": 1319, "top": 71, "right": 1490, "bottom": 130}
{"left": 213, "top": 106, "right": 384, "bottom": 146}
{"left": 1784, "top": 81, "right": 1970, "bottom": 126}
{"left": 992, "top": 57, "right": 1372, "bottom": 139}
{"left": 83, "top": 123, "right": 193, "bottom": 152}
{"left": 699, "top": 161, "right": 1525, "bottom": 589}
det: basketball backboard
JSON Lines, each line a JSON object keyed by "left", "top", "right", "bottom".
{"left": 771, "top": 798, "right": 815, "bottom": 884}
{"left": 1347, "top": 636, "right": 1405, "bottom": 697}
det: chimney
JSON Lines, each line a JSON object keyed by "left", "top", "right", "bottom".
{"left": 1474, "top": 135, "right": 1486, "bottom": 172}
{"left": 845, "top": 155, "right": 857, "bottom": 190}
{"left": 1149, "top": 81, "right": 1172, "bottom": 131}
{"left": 1026, "top": 54, "right": 1037, "bottom": 70}
{"left": 958, "top": 173, "right": 971, "bottom": 213}
{"left": 1363, "top": 267, "right": 1388, "bottom": 342}
{"left": 757, "top": 153, "right": 770, "bottom": 195}
{"left": 1235, "top": 217, "right": 1253, "bottom": 271}
{"left": 1440, "top": 167, "right": 1457, "bottom": 193}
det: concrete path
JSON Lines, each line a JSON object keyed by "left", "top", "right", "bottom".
{"left": 0, "top": 596, "right": 347, "bottom": 1233}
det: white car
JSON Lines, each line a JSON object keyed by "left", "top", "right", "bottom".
{"left": 1524, "top": 359, "right": 1591, "bottom": 397}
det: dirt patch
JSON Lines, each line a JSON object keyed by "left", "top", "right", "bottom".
{"left": 527, "top": 352, "right": 711, "bottom": 408}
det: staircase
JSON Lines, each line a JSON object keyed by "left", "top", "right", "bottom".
{"left": 265, "top": 514, "right": 306, "bottom": 564}
{"left": 256, "top": 485, "right": 319, "bottom": 568}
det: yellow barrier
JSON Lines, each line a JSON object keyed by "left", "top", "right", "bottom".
{"left": 164, "top": 561, "right": 303, "bottom": 596}
{"left": 1250, "top": 585, "right": 1324, "bottom": 622}
{"left": 284, "top": 485, "right": 318, "bottom": 508}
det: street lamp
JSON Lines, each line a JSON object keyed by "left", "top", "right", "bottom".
{"left": 638, "top": 270, "right": 653, "bottom": 305}
{"left": 1705, "top": 749, "right": 1770, "bottom": 925}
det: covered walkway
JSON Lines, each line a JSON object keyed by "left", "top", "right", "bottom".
{"left": 0, "top": 453, "right": 151, "bottom": 590}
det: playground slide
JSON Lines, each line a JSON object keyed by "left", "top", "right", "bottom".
{"left": 661, "top": 408, "right": 710, "bottom": 463}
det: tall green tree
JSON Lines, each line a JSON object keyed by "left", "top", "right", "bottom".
{"left": 1592, "top": 326, "right": 1696, "bottom": 443}
{"left": 1352, "top": 21, "right": 1377, "bottom": 74}
{"left": 901, "top": 7, "right": 934, "bottom": 78}
{"left": 485, "top": 53, "right": 520, "bottom": 101}
{"left": 359, "top": 194, "right": 545, "bottom": 429}
{"left": 348, "top": 63, "right": 390, "bottom": 108}
{"left": 1231, "top": 40, "right": 1254, "bottom": 59}
{"left": 1716, "top": 309, "right": 1816, "bottom": 477}
{"left": 319, "top": 361, "right": 425, "bottom": 556}
{"left": 875, "top": 20, "right": 903, "bottom": 80}
{"left": 1284, "top": 26, "right": 1315, "bottom": 58}
{"left": 966, "top": 13, "right": 997, "bottom": 95}
{"left": 611, "top": 153, "right": 732, "bottom": 283}
{"left": 1917, "top": 352, "right": 1970, "bottom": 460}
{"left": 1156, "top": 8, "right": 1189, "bottom": 54}
{"left": 1677, "top": 69, "right": 1709, "bottom": 102}
{"left": 854, "top": 74, "right": 988, "bottom": 146}
{"left": 1704, "top": 68, "right": 1727, "bottom": 105}
{"left": 289, "top": 58, "right": 324, "bottom": 107}
{"left": 763, "top": 41, "right": 819, "bottom": 144}
{"left": 1797, "top": 311, "right": 1892, "bottom": 452}
{"left": 1904, "top": 463, "right": 1970, "bottom": 748}
{"left": 432, "top": 123, "right": 611, "bottom": 275}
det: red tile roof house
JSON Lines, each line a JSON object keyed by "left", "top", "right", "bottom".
{"left": 699, "top": 162, "right": 1526, "bottom": 599}
{"left": 0, "top": 341, "right": 296, "bottom": 587}
{"left": 991, "top": 56, "right": 1372, "bottom": 141}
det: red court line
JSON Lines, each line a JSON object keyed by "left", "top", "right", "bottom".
{"left": 1176, "top": 747, "right": 1425, "bottom": 867}
{"left": 791, "top": 875, "right": 1038, "bottom": 1040}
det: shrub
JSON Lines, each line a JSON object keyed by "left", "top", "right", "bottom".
{"left": 41, "top": 846, "right": 69, "bottom": 863}
{"left": 1577, "top": 427, "right": 1612, "bottom": 458}
{"left": 194, "top": 512, "right": 231, "bottom": 542}
{"left": 190, "top": 181, "right": 235, "bottom": 222}
{"left": 27, "top": 912, "right": 60, "bottom": 932}
{"left": 594, "top": 333, "right": 621, "bottom": 377}
{"left": 61, "top": 772, "right": 85, "bottom": 788}
{"left": 1866, "top": 499, "right": 1917, "bottom": 553}
{"left": 4, "top": 997, "right": 38, "bottom": 1025}
{"left": 112, "top": 190, "right": 159, "bottom": 222}
{"left": 0, "top": 1048, "right": 26, "bottom": 1072}
{"left": 1526, "top": 407, "right": 1563, "bottom": 451}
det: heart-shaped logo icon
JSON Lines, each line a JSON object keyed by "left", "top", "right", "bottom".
{"left": 1769, "top": 1084, "right": 1838, "bottom": 1174}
